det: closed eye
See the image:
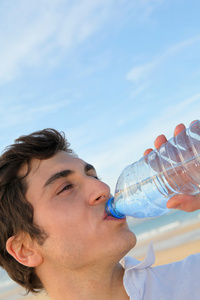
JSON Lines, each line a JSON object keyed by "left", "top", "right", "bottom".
{"left": 57, "top": 184, "right": 73, "bottom": 195}
{"left": 85, "top": 163, "right": 100, "bottom": 180}
{"left": 89, "top": 174, "right": 101, "bottom": 180}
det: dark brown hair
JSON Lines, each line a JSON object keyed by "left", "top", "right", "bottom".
{"left": 0, "top": 129, "right": 74, "bottom": 293}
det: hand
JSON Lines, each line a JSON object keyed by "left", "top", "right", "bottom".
{"left": 144, "top": 122, "right": 200, "bottom": 212}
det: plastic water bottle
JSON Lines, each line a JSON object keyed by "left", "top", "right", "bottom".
{"left": 106, "top": 120, "right": 200, "bottom": 219}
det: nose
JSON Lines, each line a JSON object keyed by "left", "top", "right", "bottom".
{"left": 86, "top": 177, "right": 111, "bottom": 206}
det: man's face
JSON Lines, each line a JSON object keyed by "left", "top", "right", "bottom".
{"left": 24, "top": 151, "right": 136, "bottom": 271}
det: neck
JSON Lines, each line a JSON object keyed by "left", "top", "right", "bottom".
{"left": 37, "top": 260, "right": 129, "bottom": 300}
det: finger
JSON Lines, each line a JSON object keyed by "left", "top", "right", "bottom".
{"left": 143, "top": 148, "right": 153, "bottom": 156}
{"left": 173, "top": 123, "right": 186, "bottom": 137}
{"left": 144, "top": 135, "right": 168, "bottom": 157}
{"left": 154, "top": 134, "right": 167, "bottom": 149}
{"left": 167, "top": 194, "right": 200, "bottom": 212}
{"left": 190, "top": 119, "right": 198, "bottom": 126}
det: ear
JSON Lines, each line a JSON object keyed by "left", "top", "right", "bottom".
{"left": 6, "top": 233, "right": 43, "bottom": 267}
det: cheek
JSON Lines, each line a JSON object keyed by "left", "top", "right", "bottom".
{"left": 34, "top": 198, "right": 75, "bottom": 230}
{"left": 33, "top": 202, "right": 105, "bottom": 267}
{"left": 39, "top": 219, "right": 97, "bottom": 270}
{"left": 35, "top": 203, "right": 89, "bottom": 250}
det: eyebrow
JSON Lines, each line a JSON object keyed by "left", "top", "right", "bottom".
{"left": 43, "top": 163, "right": 96, "bottom": 189}
{"left": 84, "top": 163, "right": 96, "bottom": 173}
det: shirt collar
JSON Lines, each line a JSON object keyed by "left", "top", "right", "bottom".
{"left": 120, "top": 241, "right": 155, "bottom": 271}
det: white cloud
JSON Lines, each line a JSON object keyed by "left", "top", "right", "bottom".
{"left": 0, "top": 0, "right": 118, "bottom": 83}
{"left": 0, "top": 0, "right": 168, "bottom": 84}
{"left": 135, "top": 0, "right": 166, "bottom": 21}
{"left": 0, "top": 100, "right": 71, "bottom": 129}
{"left": 79, "top": 92, "right": 200, "bottom": 191}
{"left": 127, "top": 34, "right": 200, "bottom": 85}
{"left": 167, "top": 34, "right": 200, "bottom": 56}
{"left": 126, "top": 62, "right": 156, "bottom": 83}
{"left": 0, "top": 1, "right": 58, "bottom": 82}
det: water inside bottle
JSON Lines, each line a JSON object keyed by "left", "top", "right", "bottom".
{"left": 114, "top": 156, "right": 200, "bottom": 218}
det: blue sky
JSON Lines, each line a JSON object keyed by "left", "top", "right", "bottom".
{"left": 0, "top": 0, "right": 200, "bottom": 192}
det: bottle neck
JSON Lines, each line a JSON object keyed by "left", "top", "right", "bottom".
{"left": 105, "top": 197, "right": 125, "bottom": 219}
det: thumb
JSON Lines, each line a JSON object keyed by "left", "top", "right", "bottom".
{"left": 167, "top": 194, "right": 200, "bottom": 212}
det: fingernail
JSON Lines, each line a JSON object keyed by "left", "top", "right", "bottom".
{"left": 167, "top": 201, "right": 181, "bottom": 209}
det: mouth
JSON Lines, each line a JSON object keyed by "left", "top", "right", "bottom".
{"left": 103, "top": 210, "right": 126, "bottom": 221}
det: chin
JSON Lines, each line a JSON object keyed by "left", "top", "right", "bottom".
{"left": 125, "top": 232, "right": 137, "bottom": 254}
{"left": 116, "top": 230, "right": 137, "bottom": 259}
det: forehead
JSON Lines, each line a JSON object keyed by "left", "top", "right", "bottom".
{"left": 22, "top": 151, "right": 83, "bottom": 191}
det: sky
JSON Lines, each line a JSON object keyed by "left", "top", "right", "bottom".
{"left": 0, "top": 0, "right": 200, "bottom": 192}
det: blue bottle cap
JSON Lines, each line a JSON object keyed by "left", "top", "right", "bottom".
{"left": 105, "top": 197, "right": 125, "bottom": 219}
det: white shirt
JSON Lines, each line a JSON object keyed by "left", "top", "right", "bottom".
{"left": 121, "top": 243, "right": 200, "bottom": 300}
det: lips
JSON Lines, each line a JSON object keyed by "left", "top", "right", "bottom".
{"left": 103, "top": 210, "right": 126, "bottom": 221}
{"left": 103, "top": 210, "right": 114, "bottom": 220}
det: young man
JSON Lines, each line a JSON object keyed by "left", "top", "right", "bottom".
{"left": 0, "top": 123, "right": 199, "bottom": 299}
